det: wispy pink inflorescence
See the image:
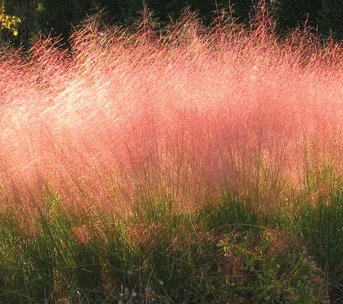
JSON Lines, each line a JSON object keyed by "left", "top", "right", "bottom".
{"left": 0, "top": 14, "right": 343, "bottom": 216}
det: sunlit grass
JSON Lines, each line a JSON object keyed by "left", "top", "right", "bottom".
{"left": 0, "top": 6, "right": 342, "bottom": 303}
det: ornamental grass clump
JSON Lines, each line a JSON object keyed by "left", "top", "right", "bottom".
{"left": 0, "top": 4, "right": 342, "bottom": 303}
{"left": 1, "top": 11, "right": 343, "bottom": 217}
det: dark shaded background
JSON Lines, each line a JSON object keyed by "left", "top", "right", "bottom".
{"left": 2, "top": 0, "right": 343, "bottom": 48}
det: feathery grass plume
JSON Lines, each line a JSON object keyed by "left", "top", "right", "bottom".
{"left": 1, "top": 3, "right": 342, "bottom": 302}
{"left": 0, "top": 6, "right": 343, "bottom": 217}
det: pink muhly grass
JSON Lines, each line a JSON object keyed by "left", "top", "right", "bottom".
{"left": 0, "top": 12, "right": 343, "bottom": 221}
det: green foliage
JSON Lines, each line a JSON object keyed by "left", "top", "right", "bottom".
{"left": 2, "top": 0, "right": 34, "bottom": 48}
{"left": 217, "top": 229, "right": 329, "bottom": 303}
{"left": 0, "top": 5, "right": 21, "bottom": 37}
{"left": 295, "top": 190, "right": 343, "bottom": 303}
{"left": 0, "top": 193, "right": 332, "bottom": 303}
{"left": 199, "top": 193, "right": 261, "bottom": 233}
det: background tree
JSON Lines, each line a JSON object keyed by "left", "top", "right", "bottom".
{"left": 3, "top": 0, "right": 34, "bottom": 48}
{"left": 34, "top": 0, "right": 78, "bottom": 45}
{"left": 3, "top": 0, "right": 343, "bottom": 49}
{"left": 274, "top": 0, "right": 322, "bottom": 34}
{"left": 0, "top": 2, "right": 21, "bottom": 48}
{"left": 317, "top": 0, "right": 343, "bottom": 40}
